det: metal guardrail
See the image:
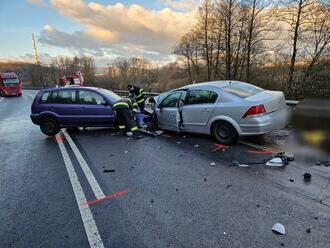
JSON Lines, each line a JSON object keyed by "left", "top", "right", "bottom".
{"left": 22, "top": 87, "right": 299, "bottom": 106}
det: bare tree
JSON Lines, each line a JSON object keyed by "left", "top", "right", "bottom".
{"left": 278, "top": 0, "right": 317, "bottom": 95}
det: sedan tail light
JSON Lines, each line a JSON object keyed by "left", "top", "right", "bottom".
{"left": 243, "top": 105, "right": 266, "bottom": 118}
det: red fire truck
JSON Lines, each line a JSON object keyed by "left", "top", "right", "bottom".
{"left": 0, "top": 72, "right": 22, "bottom": 97}
{"left": 57, "top": 71, "right": 84, "bottom": 87}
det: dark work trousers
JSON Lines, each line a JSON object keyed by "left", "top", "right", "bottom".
{"left": 116, "top": 108, "right": 138, "bottom": 132}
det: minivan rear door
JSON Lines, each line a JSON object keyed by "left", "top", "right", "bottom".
{"left": 50, "top": 89, "right": 81, "bottom": 125}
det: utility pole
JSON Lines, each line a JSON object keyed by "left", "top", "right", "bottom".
{"left": 32, "top": 34, "right": 44, "bottom": 87}
{"left": 32, "top": 34, "right": 39, "bottom": 65}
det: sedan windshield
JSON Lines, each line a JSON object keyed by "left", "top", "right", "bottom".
{"left": 223, "top": 82, "right": 264, "bottom": 98}
{"left": 3, "top": 78, "right": 19, "bottom": 86}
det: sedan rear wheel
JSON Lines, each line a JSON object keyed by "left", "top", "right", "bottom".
{"left": 40, "top": 118, "right": 60, "bottom": 136}
{"left": 212, "top": 121, "right": 238, "bottom": 145}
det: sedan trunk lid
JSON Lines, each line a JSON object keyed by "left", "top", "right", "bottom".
{"left": 245, "top": 90, "right": 286, "bottom": 113}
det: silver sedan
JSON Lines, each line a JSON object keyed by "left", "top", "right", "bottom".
{"left": 153, "top": 81, "right": 289, "bottom": 144}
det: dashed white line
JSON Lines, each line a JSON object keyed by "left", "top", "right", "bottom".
{"left": 23, "top": 91, "right": 35, "bottom": 98}
{"left": 56, "top": 134, "right": 105, "bottom": 248}
{"left": 62, "top": 129, "right": 106, "bottom": 199}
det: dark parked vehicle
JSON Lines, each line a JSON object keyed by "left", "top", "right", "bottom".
{"left": 30, "top": 87, "right": 121, "bottom": 136}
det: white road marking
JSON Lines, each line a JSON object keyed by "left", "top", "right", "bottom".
{"left": 23, "top": 91, "right": 35, "bottom": 98}
{"left": 56, "top": 134, "right": 105, "bottom": 248}
{"left": 62, "top": 129, "right": 106, "bottom": 199}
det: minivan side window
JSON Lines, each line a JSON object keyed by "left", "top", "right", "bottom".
{"left": 78, "top": 90, "right": 106, "bottom": 105}
{"left": 186, "top": 90, "right": 218, "bottom": 105}
{"left": 40, "top": 92, "right": 50, "bottom": 103}
{"left": 161, "top": 92, "right": 182, "bottom": 108}
{"left": 52, "top": 90, "right": 77, "bottom": 104}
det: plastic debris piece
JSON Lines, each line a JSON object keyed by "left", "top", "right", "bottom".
{"left": 223, "top": 232, "right": 227, "bottom": 235}
{"left": 203, "top": 177, "right": 207, "bottom": 182}
{"left": 256, "top": 204, "right": 260, "bottom": 208}
{"left": 266, "top": 157, "right": 284, "bottom": 167}
{"left": 238, "top": 164, "right": 250, "bottom": 168}
{"left": 103, "top": 169, "right": 115, "bottom": 173}
{"left": 177, "top": 141, "right": 181, "bottom": 144}
{"left": 306, "top": 228, "right": 311, "bottom": 233}
{"left": 194, "top": 144, "right": 199, "bottom": 148}
{"left": 272, "top": 223, "right": 286, "bottom": 235}
{"left": 124, "top": 150, "right": 129, "bottom": 154}
{"left": 303, "top": 172, "right": 312, "bottom": 181}
{"left": 226, "top": 184, "right": 232, "bottom": 189}
{"left": 275, "top": 152, "right": 294, "bottom": 163}
{"left": 210, "top": 162, "right": 216, "bottom": 167}
{"left": 316, "top": 161, "right": 330, "bottom": 167}
{"left": 232, "top": 160, "right": 240, "bottom": 166}
{"left": 289, "top": 178, "right": 294, "bottom": 182}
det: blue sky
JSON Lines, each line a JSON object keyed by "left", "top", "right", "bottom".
{"left": 0, "top": 0, "right": 200, "bottom": 65}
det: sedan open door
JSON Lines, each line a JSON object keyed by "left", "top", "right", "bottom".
{"left": 155, "top": 91, "right": 186, "bottom": 132}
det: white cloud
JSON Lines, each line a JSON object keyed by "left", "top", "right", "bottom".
{"left": 38, "top": 0, "right": 198, "bottom": 63}
{"left": 163, "top": 0, "right": 202, "bottom": 11}
{"left": 27, "top": 0, "right": 47, "bottom": 7}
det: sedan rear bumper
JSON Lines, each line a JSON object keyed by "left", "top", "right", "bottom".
{"left": 239, "top": 106, "right": 289, "bottom": 136}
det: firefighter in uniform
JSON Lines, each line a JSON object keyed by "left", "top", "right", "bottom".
{"left": 113, "top": 97, "right": 142, "bottom": 139}
{"left": 127, "top": 84, "right": 146, "bottom": 111}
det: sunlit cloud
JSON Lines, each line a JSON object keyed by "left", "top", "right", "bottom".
{"left": 36, "top": 0, "right": 198, "bottom": 64}
{"left": 163, "top": 0, "right": 202, "bottom": 11}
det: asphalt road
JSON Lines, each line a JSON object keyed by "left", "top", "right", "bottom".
{"left": 0, "top": 90, "right": 329, "bottom": 248}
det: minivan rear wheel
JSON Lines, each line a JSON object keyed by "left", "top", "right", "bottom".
{"left": 212, "top": 121, "right": 238, "bottom": 145}
{"left": 40, "top": 118, "right": 60, "bottom": 136}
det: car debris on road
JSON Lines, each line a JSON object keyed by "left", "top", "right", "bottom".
{"left": 272, "top": 223, "right": 286, "bottom": 235}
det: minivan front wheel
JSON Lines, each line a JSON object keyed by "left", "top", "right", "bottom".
{"left": 40, "top": 118, "right": 60, "bottom": 136}
{"left": 212, "top": 121, "right": 238, "bottom": 145}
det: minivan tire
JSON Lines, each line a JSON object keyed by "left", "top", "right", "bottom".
{"left": 212, "top": 121, "right": 238, "bottom": 145}
{"left": 40, "top": 118, "right": 60, "bottom": 136}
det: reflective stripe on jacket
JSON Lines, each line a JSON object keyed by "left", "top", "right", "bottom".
{"left": 129, "top": 86, "right": 146, "bottom": 104}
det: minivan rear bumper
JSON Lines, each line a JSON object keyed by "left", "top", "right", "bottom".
{"left": 30, "top": 114, "right": 40, "bottom": 125}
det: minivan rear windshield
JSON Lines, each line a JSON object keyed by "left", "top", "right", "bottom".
{"left": 223, "top": 82, "right": 264, "bottom": 98}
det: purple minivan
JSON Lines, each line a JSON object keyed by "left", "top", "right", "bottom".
{"left": 30, "top": 87, "right": 121, "bottom": 136}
